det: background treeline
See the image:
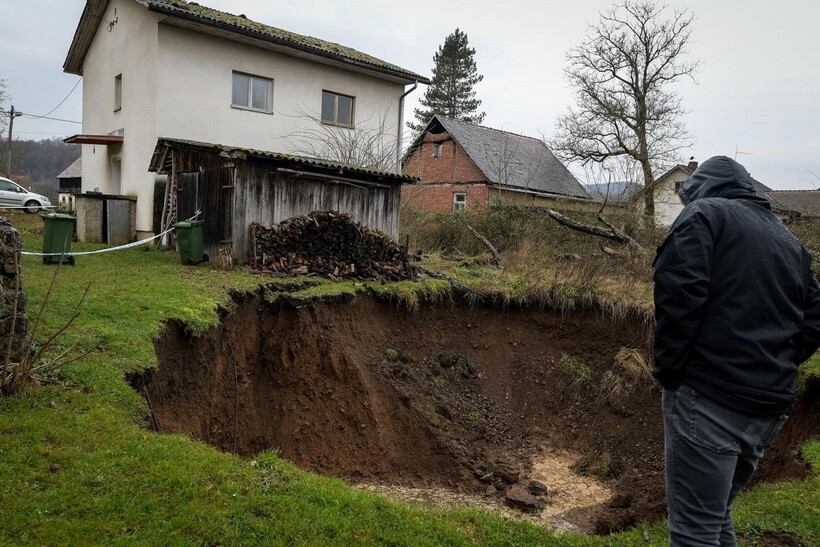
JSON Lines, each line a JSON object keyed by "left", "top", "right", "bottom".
{"left": 0, "top": 137, "right": 80, "bottom": 198}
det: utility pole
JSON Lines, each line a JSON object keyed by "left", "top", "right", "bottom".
{"left": 6, "top": 105, "right": 23, "bottom": 177}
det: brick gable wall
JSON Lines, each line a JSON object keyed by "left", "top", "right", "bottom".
{"left": 402, "top": 130, "right": 490, "bottom": 212}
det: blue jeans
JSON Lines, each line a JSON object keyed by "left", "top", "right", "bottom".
{"left": 662, "top": 384, "right": 788, "bottom": 546}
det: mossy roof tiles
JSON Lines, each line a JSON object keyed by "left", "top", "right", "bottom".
{"left": 146, "top": 0, "right": 428, "bottom": 83}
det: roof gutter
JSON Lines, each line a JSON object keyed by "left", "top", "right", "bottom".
{"left": 396, "top": 80, "right": 418, "bottom": 173}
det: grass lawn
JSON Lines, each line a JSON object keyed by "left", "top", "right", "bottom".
{"left": 1, "top": 211, "right": 818, "bottom": 546}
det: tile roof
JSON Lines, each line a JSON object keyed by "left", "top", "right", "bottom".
{"left": 765, "top": 190, "right": 820, "bottom": 217}
{"left": 409, "top": 116, "right": 588, "bottom": 199}
{"left": 150, "top": 137, "right": 417, "bottom": 185}
{"left": 146, "top": 1, "right": 428, "bottom": 83}
{"left": 65, "top": 1, "right": 428, "bottom": 84}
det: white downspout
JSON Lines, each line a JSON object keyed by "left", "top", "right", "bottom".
{"left": 396, "top": 81, "right": 419, "bottom": 173}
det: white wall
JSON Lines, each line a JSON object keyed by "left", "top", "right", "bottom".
{"left": 80, "top": 0, "right": 158, "bottom": 229}
{"left": 653, "top": 172, "right": 688, "bottom": 226}
{"left": 155, "top": 25, "right": 404, "bottom": 159}
{"left": 80, "top": 2, "right": 408, "bottom": 235}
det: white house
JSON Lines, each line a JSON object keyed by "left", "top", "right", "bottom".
{"left": 652, "top": 160, "right": 773, "bottom": 226}
{"left": 63, "top": 0, "right": 428, "bottom": 241}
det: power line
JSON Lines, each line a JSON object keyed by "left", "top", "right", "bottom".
{"left": 39, "top": 77, "right": 82, "bottom": 118}
{"left": 20, "top": 113, "right": 81, "bottom": 124}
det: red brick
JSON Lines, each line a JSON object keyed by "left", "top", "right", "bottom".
{"left": 402, "top": 130, "right": 491, "bottom": 212}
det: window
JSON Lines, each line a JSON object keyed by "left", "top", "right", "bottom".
{"left": 232, "top": 72, "right": 272, "bottom": 113}
{"left": 114, "top": 74, "right": 122, "bottom": 111}
{"left": 453, "top": 192, "right": 467, "bottom": 212}
{"left": 433, "top": 143, "right": 443, "bottom": 158}
{"left": 321, "top": 91, "right": 354, "bottom": 126}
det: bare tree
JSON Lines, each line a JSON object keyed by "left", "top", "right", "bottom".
{"left": 0, "top": 79, "right": 8, "bottom": 136}
{"left": 285, "top": 107, "right": 400, "bottom": 173}
{"left": 551, "top": 1, "right": 699, "bottom": 221}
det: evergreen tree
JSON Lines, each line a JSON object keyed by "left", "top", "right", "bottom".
{"left": 409, "top": 29, "right": 485, "bottom": 133}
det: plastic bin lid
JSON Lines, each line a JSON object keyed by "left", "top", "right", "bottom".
{"left": 173, "top": 220, "right": 204, "bottom": 228}
{"left": 43, "top": 213, "right": 76, "bottom": 221}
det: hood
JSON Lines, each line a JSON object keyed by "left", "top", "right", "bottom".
{"left": 678, "top": 155, "right": 755, "bottom": 205}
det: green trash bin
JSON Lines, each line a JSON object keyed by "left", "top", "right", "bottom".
{"left": 173, "top": 220, "right": 207, "bottom": 265}
{"left": 42, "top": 213, "right": 76, "bottom": 266}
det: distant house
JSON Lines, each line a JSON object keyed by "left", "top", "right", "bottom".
{"left": 56, "top": 157, "right": 82, "bottom": 194}
{"left": 766, "top": 190, "right": 820, "bottom": 218}
{"left": 55, "top": 156, "right": 83, "bottom": 211}
{"left": 651, "top": 160, "right": 772, "bottom": 226}
{"left": 63, "top": 0, "right": 428, "bottom": 248}
{"left": 401, "top": 115, "right": 588, "bottom": 212}
{"left": 149, "top": 138, "right": 414, "bottom": 262}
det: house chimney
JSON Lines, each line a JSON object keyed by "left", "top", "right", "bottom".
{"left": 688, "top": 157, "right": 698, "bottom": 171}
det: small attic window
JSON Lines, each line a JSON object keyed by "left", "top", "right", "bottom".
{"left": 433, "top": 143, "right": 443, "bottom": 158}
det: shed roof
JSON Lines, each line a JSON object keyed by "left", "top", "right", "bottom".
{"left": 406, "top": 116, "right": 588, "bottom": 199}
{"left": 150, "top": 138, "right": 418, "bottom": 186}
{"left": 56, "top": 157, "right": 82, "bottom": 180}
{"left": 64, "top": 0, "right": 429, "bottom": 85}
{"left": 765, "top": 190, "right": 820, "bottom": 217}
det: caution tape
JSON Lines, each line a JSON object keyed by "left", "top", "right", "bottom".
{"left": 1, "top": 204, "right": 60, "bottom": 210}
{"left": 20, "top": 211, "right": 201, "bottom": 258}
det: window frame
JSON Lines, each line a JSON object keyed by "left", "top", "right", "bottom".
{"left": 453, "top": 192, "right": 467, "bottom": 212}
{"left": 114, "top": 74, "right": 122, "bottom": 112}
{"left": 231, "top": 71, "right": 273, "bottom": 114}
{"left": 433, "top": 143, "right": 443, "bottom": 158}
{"left": 321, "top": 90, "right": 355, "bottom": 127}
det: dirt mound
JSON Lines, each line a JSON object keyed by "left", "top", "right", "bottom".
{"left": 130, "top": 292, "right": 816, "bottom": 534}
{"left": 250, "top": 211, "right": 417, "bottom": 281}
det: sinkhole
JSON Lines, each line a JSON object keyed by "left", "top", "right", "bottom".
{"left": 128, "top": 290, "right": 816, "bottom": 533}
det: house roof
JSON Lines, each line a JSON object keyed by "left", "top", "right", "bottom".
{"left": 765, "top": 190, "right": 820, "bottom": 218}
{"left": 56, "top": 157, "right": 82, "bottom": 180}
{"left": 406, "top": 116, "right": 588, "bottom": 199}
{"left": 64, "top": 0, "right": 429, "bottom": 85}
{"left": 149, "top": 137, "right": 418, "bottom": 186}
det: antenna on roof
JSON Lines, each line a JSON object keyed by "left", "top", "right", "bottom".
{"left": 734, "top": 145, "right": 752, "bottom": 160}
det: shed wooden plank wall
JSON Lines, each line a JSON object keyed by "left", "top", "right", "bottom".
{"left": 171, "top": 149, "right": 400, "bottom": 264}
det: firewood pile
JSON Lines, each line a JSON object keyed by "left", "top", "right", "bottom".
{"left": 251, "top": 211, "right": 418, "bottom": 281}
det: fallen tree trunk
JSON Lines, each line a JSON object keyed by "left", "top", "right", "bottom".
{"left": 545, "top": 209, "right": 641, "bottom": 249}
{"left": 466, "top": 225, "right": 502, "bottom": 266}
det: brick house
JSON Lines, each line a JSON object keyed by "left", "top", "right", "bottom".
{"left": 401, "top": 116, "right": 587, "bottom": 212}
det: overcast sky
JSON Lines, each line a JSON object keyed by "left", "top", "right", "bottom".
{"left": 1, "top": 0, "right": 818, "bottom": 189}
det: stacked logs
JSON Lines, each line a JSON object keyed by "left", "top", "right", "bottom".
{"left": 251, "top": 211, "right": 418, "bottom": 281}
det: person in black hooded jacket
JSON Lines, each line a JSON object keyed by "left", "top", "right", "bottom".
{"left": 653, "top": 155, "right": 820, "bottom": 546}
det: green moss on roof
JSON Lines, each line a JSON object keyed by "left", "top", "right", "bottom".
{"left": 148, "top": 0, "right": 426, "bottom": 82}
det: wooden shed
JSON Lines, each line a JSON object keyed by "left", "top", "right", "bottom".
{"left": 149, "top": 138, "right": 414, "bottom": 264}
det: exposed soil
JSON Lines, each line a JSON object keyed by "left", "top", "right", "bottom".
{"left": 129, "top": 289, "right": 816, "bottom": 534}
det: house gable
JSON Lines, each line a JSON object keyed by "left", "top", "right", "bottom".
{"left": 403, "top": 116, "right": 587, "bottom": 200}
{"left": 401, "top": 128, "right": 489, "bottom": 212}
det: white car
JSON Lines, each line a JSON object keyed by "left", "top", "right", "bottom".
{"left": 0, "top": 177, "right": 52, "bottom": 213}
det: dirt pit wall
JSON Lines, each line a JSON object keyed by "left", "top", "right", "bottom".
{"left": 130, "top": 291, "right": 815, "bottom": 533}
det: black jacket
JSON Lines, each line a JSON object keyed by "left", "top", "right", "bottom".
{"left": 653, "top": 156, "right": 820, "bottom": 416}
